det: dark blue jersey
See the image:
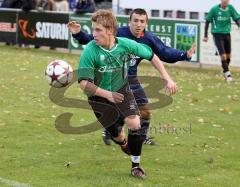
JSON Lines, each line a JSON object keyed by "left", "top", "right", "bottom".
{"left": 72, "top": 26, "right": 190, "bottom": 78}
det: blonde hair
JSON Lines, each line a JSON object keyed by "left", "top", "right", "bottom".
{"left": 91, "top": 9, "right": 117, "bottom": 35}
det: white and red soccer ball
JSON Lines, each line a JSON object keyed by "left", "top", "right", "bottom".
{"left": 45, "top": 60, "right": 73, "bottom": 88}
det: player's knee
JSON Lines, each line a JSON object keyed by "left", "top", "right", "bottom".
{"left": 226, "top": 54, "right": 231, "bottom": 60}
{"left": 124, "top": 115, "right": 140, "bottom": 130}
{"left": 221, "top": 54, "right": 227, "bottom": 61}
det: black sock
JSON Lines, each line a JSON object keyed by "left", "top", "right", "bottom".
{"left": 140, "top": 119, "right": 150, "bottom": 140}
{"left": 227, "top": 59, "right": 230, "bottom": 65}
{"left": 128, "top": 130, "right": 143, "bottom": 155}
{"left": 128, "top": 130, "right": 144, "bottom": 169}
{"left": 132, "top": 162, "right": 139, "bottom": 168}
{"left": 221, "top": 60, "right": 229, "bottom": 73}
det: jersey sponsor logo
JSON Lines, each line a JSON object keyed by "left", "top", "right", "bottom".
{"left": 217, "top": 16, "right": 229, "bottom": 21}
{"left": 98, "top": 65, "right": 122, "bottom": 73}
{"left": 18, "top": 19, "right": 36, "bottom": 39}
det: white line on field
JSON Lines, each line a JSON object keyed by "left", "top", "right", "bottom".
{"left": 0, "top": 176, "right": 31, "bottom": 187}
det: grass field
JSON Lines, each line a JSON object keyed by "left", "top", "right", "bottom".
{"left": 0, "top": 44, "right": 240, "bottom": 187}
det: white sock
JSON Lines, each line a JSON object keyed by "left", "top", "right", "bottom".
{"left": 131, "top": 155, "right": 140, "bottom": 163}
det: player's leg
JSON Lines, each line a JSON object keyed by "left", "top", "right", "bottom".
{"left": 138, "top": 104, "right": 157, "bottom": 145}
{"left": 105, "top": 118, "right": 131, "bottom": 155}
{"left": 213, "top": 34, "right": 231, "bottom": 80}
{"left": 124, "top": 115, "right": 146, "bottom": 179}
{"left": 224, "top": 34, "right": 232, "bottom": 81}
{"left": 130, "top": 81, "right": 157, "bottom": 145}
{"left": 117, "top": 84, "right": 146, "bottom": 178}
{"left": 88, "top": 95, "right": 131, "bottom": 154}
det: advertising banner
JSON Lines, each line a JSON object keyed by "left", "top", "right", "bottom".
{"left": 70, "top": 15, "right": 200, "bottom": 61}
{"left": 68, "top": 14, "right": 92, "bottom": 50}
{"left": 0, "top": 10, "right": 17, "bottom": 44}
{"left": 17, "top": 11, "right": 69, "bottom": 48}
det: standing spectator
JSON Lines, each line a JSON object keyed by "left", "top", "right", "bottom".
{"left": 203, "top": 0, "right": 240, "bottom": 81}
{"left": 75, "top": 0, "right": 95, "bottom": 14}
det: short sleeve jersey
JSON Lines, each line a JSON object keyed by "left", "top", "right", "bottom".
{"left": 78, "top": 37, "right": 154, "bottom": 91}
{"left": 206, "top": 4, "right": 240, "bottom": 34}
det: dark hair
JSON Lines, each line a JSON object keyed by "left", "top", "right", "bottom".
{"left": 129, "top": 8, "right": 148, "bottom": 21}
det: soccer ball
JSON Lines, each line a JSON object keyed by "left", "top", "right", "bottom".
{"left": 45, "top": 60, "right": 73, "bottom": 88}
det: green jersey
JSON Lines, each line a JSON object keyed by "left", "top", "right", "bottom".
{"left": 206, "top": 4, "right": 240, "bottom": 34}
{"left": 78, "top": 37, "right": 153, "bottom": 92}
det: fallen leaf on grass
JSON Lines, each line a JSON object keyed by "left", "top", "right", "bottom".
{"left": 64, "top": 162, "right": 71, "bottom": 168}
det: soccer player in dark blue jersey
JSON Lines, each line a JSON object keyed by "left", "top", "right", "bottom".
{"left": 68, "top": 8, "right": 195, "bottom": 146}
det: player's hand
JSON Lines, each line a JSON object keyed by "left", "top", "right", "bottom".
{"left": 165, "top": 79, "right": 177, "bottom": 96}
{"left": 203, "top": 37, "right": 208, "bottom": 42}
{"left": 107, "top": 92, "right": 124, "bottom": 103}
{"left": 187, "top": 43, "right": 196, "bottom": 58}
{"left": 67, "top": 21, "right": 81, "bottom": 34}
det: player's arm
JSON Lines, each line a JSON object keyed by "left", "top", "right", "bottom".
{"left": 203, "top": 8, "right": 214, "bottom": 42}
{"left": 203, "top": 21, "right": 210, "bottom": 42}
{"left": 68, "top": 21, "right": 94, "bottom": 44}
{"left": 151, "top": 34, "right": 195, "bottom": 63}
{"left": 150, "top": 54, "right": 177, "bottom": 95}
{"left": 79, "top": 80, "right": 124, "bottom": 103}
{"left": 128, "top": 39, "right": 177, "bottom": 95}
{"left": 230, "top": 6, "right": 240, "bottom": 28}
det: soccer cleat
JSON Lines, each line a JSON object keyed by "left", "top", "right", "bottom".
{"left": 143, "top": 137, "right": 158, "bottom": 146}
{"left": 131, "top": 167, "right": 147, "bottom": 179}
{"left": 226, "top": 76, "right": 233, "bottom": 82}
{"left": 102, "top": 130, "right": 112, "bottom": 145}
{"left": 120, "top": 143, "right": 131, "bottom": 155}
{"left": 223, "top": 71, "right": 233, "bottom": 82}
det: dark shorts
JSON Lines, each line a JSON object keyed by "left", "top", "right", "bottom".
{"left": 129, "top": 78, "right": 149, "bottom": 106}
{"left": 88, "top": 83, "right": 139, "bottom": 137}
{"left": 213, "top": 33, "right": 231, "bottom": 55}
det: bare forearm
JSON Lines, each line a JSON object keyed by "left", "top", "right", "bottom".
{"left": 150, "top": 54, "right": 171, "bottom": 81}
{"left": 79, "top": 80, "right": 110, "bottom": 98}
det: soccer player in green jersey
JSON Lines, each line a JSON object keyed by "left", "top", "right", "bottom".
{"left": 78, "top": 9, "right": 177, "bottom": 179}
{"left": 203, "top": 0, "right": 240, "bottom": 81}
